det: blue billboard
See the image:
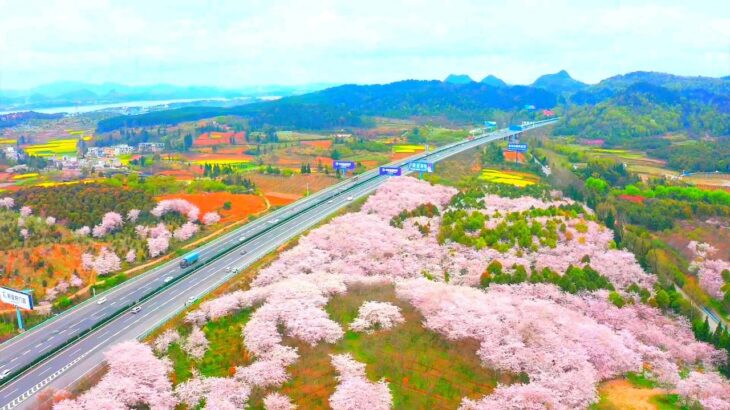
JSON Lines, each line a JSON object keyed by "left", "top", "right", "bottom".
{"left": 333, "top": 160, "right": 356, "bottom": 170}
{"left": 379, "top": 166, "right": 402, "bottom": 176}
{"left": 507, "top": 143, "right": 528, "bottom": 152}
{"left": 408, "top": 161, "right": 435, "bottom": 173}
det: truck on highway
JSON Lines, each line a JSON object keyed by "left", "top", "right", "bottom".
{"left": 180, "top": 251, "right": 200, "bottom": 268}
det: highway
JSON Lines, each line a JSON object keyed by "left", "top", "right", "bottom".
{"left": 0, "top": 119, "right": 557, "bottom": 409}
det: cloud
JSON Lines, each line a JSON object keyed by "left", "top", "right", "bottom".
{"left": 0, "top": 0, "right": 728, "bottom": 89}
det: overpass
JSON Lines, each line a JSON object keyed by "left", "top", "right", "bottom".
{"left": 0, "top": 118, "right": 558, "bottom": 409}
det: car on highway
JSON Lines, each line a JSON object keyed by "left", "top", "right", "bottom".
{"left": 0, "top": 369, "right": 11, "bottom": 380}
{"left": 131, "top": 306, "right": 142, "bottom": 314}
{"left": 240, "top": 250, "right": 247, "bottom": 255}
{"left": 238, "top": 236, "right": 246, "bottom": 242}
{"left": 225, "top": 266, "right": 232, "bottom": 272}
{"left": 96, "top": 296, "right": 107, "bottom": 305}
{"left": 163, "top": 276, "right": 174, "bottom": 283}
{"left": 185, "top": 296, "right": 196, "bottom": 306}
{"left": 326, "top": 199, "right": 333, "bottom": 204}
{"left": 346, "top": 196, "right": 353, "bottom": 201}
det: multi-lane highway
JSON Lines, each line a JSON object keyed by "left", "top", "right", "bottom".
{"left": 0, "top": 119, "right": 557, "bottom": 409}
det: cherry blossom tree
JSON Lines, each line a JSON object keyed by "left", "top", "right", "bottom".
{"left": 92, "top": 212, "right": 124, "bottom": 237}
{"left": 20, "top": 205, "right": 32, "bottom": 217}
{"left": 182, "top": 326, "right": 209, "bottom": 360}
{"left": 263, "top": 392, "right": 296, "bottom": 410}
{"left": 45, "top": 216, "right": 56, "bottom": 226}
{"left": 125, "top": 249, "right": 136, "bottom": 263}
{"left": 81, "top": 247, "right": 122, "bottom": 276}
{"left": 151, "top": 199, "right": 200, "bottom": 221}
{"left": 202, "top": 211, "right": 221, "bottom": 225}
{"left": 361, "top": 176, "right": 456, "bottom": 218}
{"left": 148, "top": 236, "right": 170, "bottom": 258}
{"left": 350, "top": 301, "right": 404, "bottom": 333}
{"left": 175, "top": 373, "right": 250, "bottom": 409}
{"left": 173, "top": 222, "right": 199, "bottom": 241}
{"left": 153, "top": 329, "right": 180, "bottom": 354}
{"left": 19, "top": 228, "right": 29, "bottom": 240}
{"left": 135, "top": 224, "right": 149, "bottom": 238}
{"left": 677, "top": 371, "right": 730, "bottom": 410}
{"left": 329, "top": 353, "right": 392, "bottom": 410}
{"left": 74, "top": 226, "right": 91, "bottom": 237}
{"left": 0, "top": 197, "right": 14, "bottom": 209}
{"left": 70, "top": 274, "right": 84, "bottom": 288}
{"left": 54, "top": 340, "right": 175, "bottom": 409}
{"left": 127, "top": 209, "right": 141, "bottom": 223}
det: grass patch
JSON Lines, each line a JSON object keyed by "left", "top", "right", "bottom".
{"left": 626, "top": 371, "right": 658, "bottom": 388}
{"left": 278, "top": 285, "right": 515, "bottom": 409}
{"left": 650, "top": 394, "right": 688, "bottom": 410}
{"left": 478, "top": 169, "right": 539, "bottom": 187}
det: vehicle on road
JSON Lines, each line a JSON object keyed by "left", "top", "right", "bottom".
{"left": 240, "top": 250, "right": 247, "bottom": 255}
{"left": 131, "top": 306, "right": 142, "bottom": 314}
{"left": 346, "top": 196, "right": 353, "bottom": 201}
{"left": 238, "top": 236, "right": 246, "bottom": 242}
{"left": 0, "top": 369, "right": 11, "bottom": 380}
{"left": 163, "top": 276, "right": 174, "bottom": 283}
{"left": 225, "top": 266, "right": 232, "bottom": 272}
{"left": 96, "top": 297, "right": 107, "bottom": 305}
{"left": 327, "top": 199, "right": 333, "bottom": 204}
{"left": 185, "top": 296, "right": 196, "bottom": 306}
{"left": 180, "top": 251, "right": 200, "bottom": 268}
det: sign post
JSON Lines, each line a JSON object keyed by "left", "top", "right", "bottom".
{"left": 379, "top": 166, "right": 402, "bottom": 176}
{"left": 1, "top": 286, "right": 34, "bottom": 331}
{"left": 407, "top": 161, "right": 435, "bottom": 179}
{"left": 332, "top": 160, "right": 356, "bottom": 177}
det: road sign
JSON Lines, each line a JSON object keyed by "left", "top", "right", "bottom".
{"left": 1, "top": 286, "right": 33, "bottom": 310}
{"left": 408, "top": 161, "right": 435, "bottom": 173}
{"left": 507, "top": 143, "right": 528, "bottom": 152}
{"left": 379, "top": 166, "right": 402, "bottom": 176}
{"left": 333, "top": 160, "right": 355, "bottom": 170}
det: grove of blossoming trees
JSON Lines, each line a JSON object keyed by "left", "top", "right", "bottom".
{"left": 81, "top": 247, "right": 121, "bottom": 276}
{"left": 151, "top": 199, "right": 200, "bottom": 221}
{"left": 62, "top": 177, "right": 730, "bottom": 409}
{"left": 55, "top": 341, "right": 175, "bottom": 409}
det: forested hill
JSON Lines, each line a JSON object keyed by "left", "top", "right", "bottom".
{"left": 97, "top": 80, "right": 557, "bottom": 132}
{"left": 555, "top": 77, "right": 730, "bottom": 141}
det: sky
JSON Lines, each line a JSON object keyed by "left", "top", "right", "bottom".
{"left": 0, "top": 0, "right": 728, "bottom": 90}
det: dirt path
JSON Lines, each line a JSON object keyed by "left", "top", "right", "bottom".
{"left": 598, "top": 379, "right": 665, "bottom": 410}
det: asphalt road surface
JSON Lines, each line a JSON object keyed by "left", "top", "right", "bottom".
{"left": 0, "top": 119, "right": 556, "bottom": 409}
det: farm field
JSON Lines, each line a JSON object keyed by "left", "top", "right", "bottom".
{"left": 156, "top": 192, "right": 266, "bottom": 223}
{"left": 23, "top": 138, "right": 79, "bottom": 157}
{"left": 248, "top": 173, "right": 339, "bottom": 197}
{"left": 478, "top": 168, "right": 539, "bottom": 186}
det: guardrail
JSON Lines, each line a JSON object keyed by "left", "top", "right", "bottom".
{"left": 0, "top": 120, "right": 558, "bottom": 397}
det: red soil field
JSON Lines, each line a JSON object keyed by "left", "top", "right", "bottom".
{"left": 156, "top": 192, "right": 266, "bottom": 223}
{"left": 502, "top": 151, "right": 527, "bottom": 163}
{"left": 265, "top": 192, "right": 301, "bottom": 206}
{"left": 390, "top": 152, "right": 418, "bottom": 161}
{"left": 194, "top": 132, "right": 246, "bottom": 147}
{"left": 302, "top": 140, "right": 333, "bottom": 149}
{"left": 249, "top": 174, "right": 338, "bottom": 196}
{"left": 157, "top": 169, "right": 199, "bottom": 180}
{"left": 618, "top": 194, "right": 646, "bottom": 204}
{"left": 183, "top": 153, "right": 256, "bottom": 162}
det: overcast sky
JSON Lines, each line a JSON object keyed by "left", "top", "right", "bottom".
{"left": 0, "top": 0, "right": 728, "bottom": 90}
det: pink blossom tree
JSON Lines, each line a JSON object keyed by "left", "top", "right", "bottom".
{"left": 70, "top": 274, "right": 84, "bottom": 288}
{"left": 45, "top": 216, "right": 56, "bottom": 226}
{"left": 329, "top": 353, "right": 392, "bottom": 410}
{"left": 153, "top": 329, "right": 181, "bottom": 354}
{"left": 125, "top": 249, "right": 136, "bottom": 263}
{"left": 20, "top": 205, "right": 32, "bottom": 217}
{"left": 147, "top": 236, "right": 170, "bottom": 258}
{"left": 350, "top": 301, "right": 404, "bottom": 333}
{"left": 19, "top": 228, "right": 29, "bottom": 240}
{"left": 92, "top": 211, "right": 124, "bottom": 237}
{"left": 263, "top": 392, "right": 296, "bottom": 410}
{"left": 54, "top": 340, "right": 176, "bottom": 409}
{"left": 151, "top": 199, "right": 200, "bottom": 221}
{"left": 0, "top": 197, "right": 14, "bottom": 209}
{"left": 202, "top": 211, "right": 221, "bottom": 226}
{"left": 81, "top": 247, "right": 122, "bottom": 276}
{"left": 173, "top": 222, "right": 199, "bottom": 241}
{"left": 182, "top": 326, "right": 209, "bottom": 360}
{"left": 677, "top": 371, "right": 730, "bottom": 409}
{"left": 74, "top": 226, "right": 91, "bottom": 236}
{"left": 127, "top": 209, "right": 141, "bottom": 223}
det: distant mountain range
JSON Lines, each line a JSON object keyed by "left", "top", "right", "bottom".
{"left": 531, "top": 70, "right": 588, "bottom": 95}
{"left": 0, "top": 82, "right": 336, "bottom": 112}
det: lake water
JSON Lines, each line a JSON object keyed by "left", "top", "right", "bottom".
{"left": 0, "top": 97, "right": 232, "bottom": 116}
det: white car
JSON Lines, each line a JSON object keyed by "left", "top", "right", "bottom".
{"left": 0, "top": 369, "right": 10, "bottom": 380}
{"left": 326, "top": 199, "right": 333, "bottom": 204}
{"left": 163, "top": 276, "right": 174, "bottom": 283}
{"left": 238, "top": 236, "right": 246, "bottom": 242}
{"left": 131, "top": 306, "right": 142, "bottom": 314}
{"left": 185, "top": 296, "right": 197, "bottom": 306}
{"left": 225, "top": 267, "right": 232, "bottom": 272}
{"left": 96, "top": 296, "right": 107, "bottom": 305}
{"left": 346, "top": 196, "right": 353, "bottom": 201}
